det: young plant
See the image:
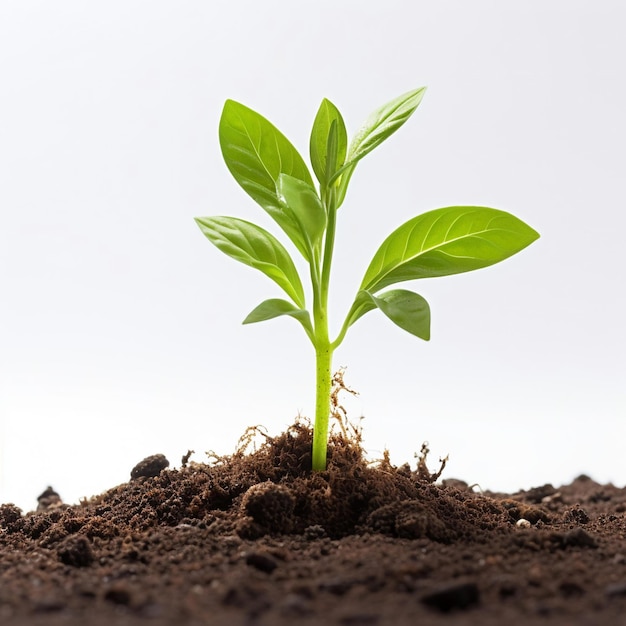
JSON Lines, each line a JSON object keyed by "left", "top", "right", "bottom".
{"left": 196, "top": 88, "right": 539, "bottom": 471}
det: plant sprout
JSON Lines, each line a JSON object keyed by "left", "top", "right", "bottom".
{"left": 196, "top": 88, "right": 539, "bottom": 471}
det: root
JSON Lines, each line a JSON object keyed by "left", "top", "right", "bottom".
{"left": 235, "top": 425, "right": 270, "bottom": 455}
{"left": 181, "top": 450, "right": 195, "bottom": 467}
{"left": 329, "top": 367, "right": 362, "bottom": 443}
{"left": 415, "top": 442, "right": 448, "bottom": 483}
{"left": 204, "top": 450, "right": 224, "bottom": 466}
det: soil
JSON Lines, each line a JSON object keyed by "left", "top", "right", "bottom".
{"left": 2, "top": 421, "right": 626, "bottom": 626}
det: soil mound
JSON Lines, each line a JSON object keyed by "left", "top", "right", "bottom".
{"left": 7, "top": 422, "right": 513, "bottom": 545}
{"left": 1, "top": 422, "right": 625, "bottom": 625}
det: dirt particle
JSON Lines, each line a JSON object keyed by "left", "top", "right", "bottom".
{"left": 130, "top": 454, "right": 170, "bottom": 480}
{"left": 560, "top": 527, "right": 598, "bottom": 548}
{"left": 104, "top": 586, "right": 133, "bottom": 605}
{"left": 559, "top": 580, "right": 585, "bottom": 597}
{"left": 181, "top": 449, "right": 194, "bottom": 467}
{"left": 365, "top": 500, "right": 451, "bottom": 542}
{"left": 240, "top": 482, "right": 295, "bottom": 534}
{"left": 33, "top": 598, "right": 67, "bottom": 613}
{"left": 57, "top": 535, "right": 94, "bottom": 567}
{"left": 564, "top": 505, "right": 591, "bottom": 525}
{"left": 279, "top": 592, "right": 311, "bottom": 616}
{"left": 606, "top": 582, "right": 626, "bottom": 598}
{"left": 501, "top": 499, "right": 550, "bottom": 524}
{"left": 221, "top": 583, "right": 270, "bottom": 615}
{"left": 0, "top": 504, "right": 24, "bottom": 532}
{"left": 421, "top": 581, "right": 480, "bottom": 612}
{"left": 304, "top": 524, "right": 328, "bottom": 539}
{"left": 245, "top": 551, "right": 278, "bottom": 573}
{"left": 37, "top": 486, "right": 64, "bottom": 512}
{"left": 497, "top": 577, "right": 519, "bottom": 599}
{"left": 518, "top": 484, "right": 557, "bottom": 504}
{"left": 320, "top": 577, "right": 354, "bottom": 596}
{"left": 222, "top": 534, "right": 242, "bottom": 548}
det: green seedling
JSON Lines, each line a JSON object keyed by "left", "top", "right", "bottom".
{"left": 196, "top": 88, "right": 539, "bottom": 471}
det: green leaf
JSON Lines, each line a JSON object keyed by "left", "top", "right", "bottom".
{"left": 360, "top": 206, "right": 540, "bottom": 293}
{"left": 243, "top": 298, "right": 314, "bottom": 337}
{"left": 347, "top": 87, "right": 426, "bottom": 166}
{"left": 309, "top": 99, "right": 347, "bottom": 185}
{"left": 276, "top": 174, "right": 327, "bottom": 259}
{"left": 328, "top": 88, "right": 426, "bottom": 208}
{"left": 369, "top": 289, "right": 430, "bottom": 340}
{"left": 219, "top": 100, "right": 314, "bottom": 247}
{"left": 343, "top": 289, "right": 430, "bottom": 340}
{"left": 334, "top": 161, "right": 357, "bottom": 209}
{"left": 195, "top": 216, "right": 306, "bottom": 308}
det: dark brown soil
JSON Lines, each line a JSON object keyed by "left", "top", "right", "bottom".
{"left": 2, "top": 421, "right": 626, "bottom": 626}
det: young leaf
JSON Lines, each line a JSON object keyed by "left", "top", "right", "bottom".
{"left": 329, "top": 88, "right": 426, "bottom": 208}
{"left": 342, "top": 289, "right": 430, "bottom": 340}
{"left": 346, "top": 87, "right": 426, "bottom": 167}
{"left": 276, "top": 174, "right": 327, "bottom": 259}
{"left": 309, "top": 99, "right": 347, "bottom": 185}
{"left": 219, "top": 100, "right": 314, "bottom": 251}
{"left": 334, "top": 161, "right": 357, "bottom": 209}
{"left": 360, "top": 206, "right": 540, "bottom": 293}
{"left": 368, "top": 289, "right": 431, "bottom": 340}
{"left": 195, "top": 216, "right": 306, "bottom": 308}
{"left": 243, "top": 298, "right": 314, "bottom": 338}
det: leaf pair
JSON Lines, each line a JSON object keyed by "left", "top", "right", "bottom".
{"left": 340, "top": 205, "right": 539, "bottom": 341}
{"left": 309, "top": 89, "right": 426, "bottom": 207}
{"left": 215, "top": 89, "right": 429, "bottom": 267}
{"left": 195, "top": 101, "right": 324, "bottom": 323}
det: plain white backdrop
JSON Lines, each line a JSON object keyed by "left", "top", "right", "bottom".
{"left": 1, "top": 1, "right": 624, "bottom": 512}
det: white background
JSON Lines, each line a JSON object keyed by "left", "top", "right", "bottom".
{"left": 1, "top": 1, "right": 624, "bottom": 512}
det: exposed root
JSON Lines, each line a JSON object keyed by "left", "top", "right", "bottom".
{"left": 203, "top": 450, "right": 223, "bottom": 466}
{"left": 181, "top": 450, "right": 194, "bottom": 467}
{"left": 375, "top": 449, "right": 396, "bottom": 473}
{"left": 204, "top": 429, "right": 274, "bottom": 467}
{"left": 235, "top": 425, "right": 270, "bottom": 455}
{"left": 415, "top": 442, "right": 449, "bottom": 483}
{"left": 330, "top": 367, "right": 362, "bottom": 443}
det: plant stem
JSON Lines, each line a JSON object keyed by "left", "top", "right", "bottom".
{"left": 312, "top": 340, "right": 333, "bottom": 470}
{"left": 311, "top": 186, "right": 338, "bottom": 471}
